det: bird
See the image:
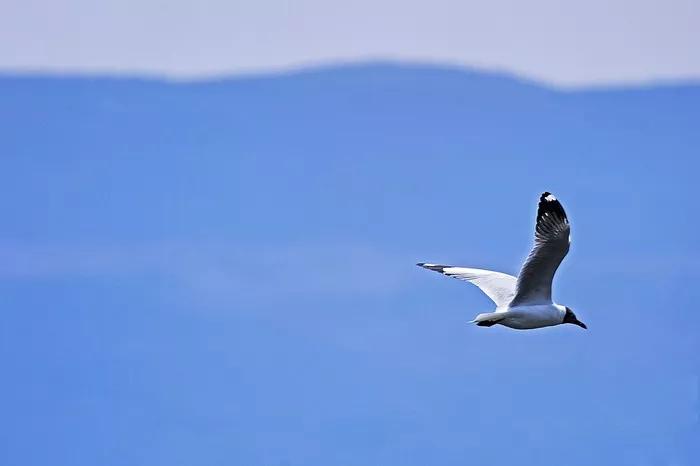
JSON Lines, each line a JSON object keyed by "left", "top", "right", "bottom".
{"left": 417, "top": 192, "right": 587, "bottom": 330}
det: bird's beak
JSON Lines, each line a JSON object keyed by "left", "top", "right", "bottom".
{"left": 575, "top": 320, "right": 588, "bottom": 330}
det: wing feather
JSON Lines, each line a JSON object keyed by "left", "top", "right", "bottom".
{"left": 510, "top": 192, "right": 570, "bottom": 306}
{"left": 417, "top": 263, "right": 517, "bottom": 308}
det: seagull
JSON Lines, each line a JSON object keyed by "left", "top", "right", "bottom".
{"left": 417, "top": 192, "right": 587, "bottom": 330}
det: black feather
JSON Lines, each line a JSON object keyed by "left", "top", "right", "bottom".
{"left": 416, "top": 263, "right": 448, "bottom": 273}
{"left": 536, "top": 192, "right": 568, "bottom": 239}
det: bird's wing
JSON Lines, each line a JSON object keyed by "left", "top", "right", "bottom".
{"left": 510, "top": 192, "right": 570, "bottom": 306}
{"left": 417, "top": 263, "right": 517, "bottom": 307}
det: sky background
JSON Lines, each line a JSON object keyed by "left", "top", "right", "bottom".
{"left": 1, "top": 3, "right": 699, "bottom": 465}
{"left": 1, "top": 0, "right": 699, "bottom": 86}
{"left": 1, "top": 63, "right": 699, "bottom": 466}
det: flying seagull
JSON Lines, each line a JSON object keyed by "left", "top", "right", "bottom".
{"left": 417, "top": 192, "right": 587, "bottom": 330}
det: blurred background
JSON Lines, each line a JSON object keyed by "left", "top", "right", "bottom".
{"left": 1, "top": 1, "right": 699, "bottom": 465}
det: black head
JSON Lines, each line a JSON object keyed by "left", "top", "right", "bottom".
{"left": 563, "top": 307, "right": 587, "bottom": 329}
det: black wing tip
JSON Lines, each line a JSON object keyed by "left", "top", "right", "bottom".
{"left": 540, "top": 191, "right": 555, "bottom": 202}
{"left": 537, "top": 191, "right": 567, "bottom": 221}
{"left": 417, "top": 263, "right": 447, "bottom": 272}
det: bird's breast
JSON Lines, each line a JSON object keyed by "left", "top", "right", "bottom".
{"left": 499, "top": 304, "right": 563, "bottom": 329}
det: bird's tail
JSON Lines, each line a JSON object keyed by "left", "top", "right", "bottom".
{"left": 470, "top": 312, "right": 505, "bottom": 327}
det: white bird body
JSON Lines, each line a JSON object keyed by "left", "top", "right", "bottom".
{"left": 473, "top": 304, "right": 566, "bottom": 330}
{"left": 418, "top": 192, "right": 587, "bottom": 331}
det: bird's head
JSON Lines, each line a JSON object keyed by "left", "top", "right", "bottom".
{"left": 563, "top": 307, "right": 587, "bottom": 329}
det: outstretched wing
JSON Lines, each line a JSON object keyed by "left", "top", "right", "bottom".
{"left": 510, "top": 192, "right": 570, "bottom": 306}
{"left": 417, "top": 263, "right": 517, "bottom": 308}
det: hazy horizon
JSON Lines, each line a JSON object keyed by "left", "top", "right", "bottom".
{"left": 2, "top": 0, "right": 699, "bottom": 87}
{"left": 3, "top": 60, "right": 700, "bottom": 91}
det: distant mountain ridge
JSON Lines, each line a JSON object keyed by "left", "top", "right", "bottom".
{"left": 3, "top": 60, "right": 700, "bottom": 90}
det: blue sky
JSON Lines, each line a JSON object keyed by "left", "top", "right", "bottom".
{"left": 1, "top": 66, "right": 698, "bottom": 465}
{"left": 1, "top": 0, "right": 699, "bottom": 86}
